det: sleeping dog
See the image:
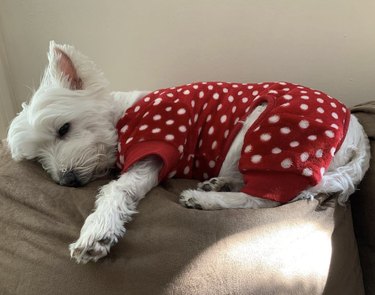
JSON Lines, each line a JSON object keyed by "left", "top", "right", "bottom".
{"left": 7, "top": 42, "right": 370, "bottom": 263}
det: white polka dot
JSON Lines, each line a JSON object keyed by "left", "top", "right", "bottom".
{"left": 206, "top": 114, "right": 212, "bottom": 122}
{"left": 299, "top": 120, "right": 309, "bottom": 129}
{"left": 244, "top": 145, "right": 252, "bottom": 153}
{"left": 184, "top": 166, "right": 190, "bottom": 175}
{"left": 330, "top": 147, "right": 336, "bottom": 156}
{"left": 263, "top": 84, "right": 269, "bottom": 88}
{"left": 217, "top": 104, "right": 223, "bottom": 111}
{"left": 331, "top": 123, "right": 339, "bottom": 130}
{"left": 177, "top": 108, "right": 186, "bottom": 115}
{"left": 179, "top": 125, "right": 187, "bottom": 132}
{"left": 209, "top": 160, "right": 216, "bottom": 168}
{"left": 228, "top": 95, "right": 234, "bottom": 103}
{"left": 251, "top": 155, "right": 262, "bottom": 164}
{"left": 153, "top": 114, "right": 162, "bottom": 121}
{"left": 213, "top": 93, "right": 219, "bottom": 100}
{"left": 290, "top": 141, "right": 299, "bottom": 148}
{"left": 165, "top": 134, "right": 174, "bottom": 141}
{"left": 315, "top": 118, "right": 323, "bottom": 123}
{"left": 269, "top": 115, "right": 280, "bottom": 124}
{"left": 166, "top": 120, "right": 174, "bottom": 125}
{"left": 281, "top": 127, "right": 291, "bottom": 134}
{"left": 212, "top": 141, "right": 218, "bottom": 150}
{"left": 315, "top": 149, "right": 323, "bottom": 158}
{"left": 208, "top": 85, "right": 214, "bottom": 90}
{"left": 314, "top": 91, "right": 321, "bottom": 95}
{"left": 308, "top": 135, "right": 317, "bottom": 141}
{"left": 153, "top": 98, "right": 162, "bottom": 105}
{"left": 193, "top": 85, "right": 199, "bottom": 90}
{"left": 117, "top": 143, "right": 122, "bottom": 153}
{"left": 134, "top": 105, "right": 141, "bottom": 112}
{"left": 152, "top": 128, "right": 161, "bottom": 133}
{"left": 183, "top": 90, "right": 190, "bottom": 95}
{"left": 317, "top": 98, "right": 324, "bottom": 103}
{"left": 300, "top": 152, "right": 309, "bottom": 162}
{"left": 178, "top": 145, "right": 184, "bottom": 153}
{"left": 252, "top": 90, "right": 259, "bottom": 96}
{"left": 139, "top": 124, "right": 148, "bottom": 131}
{"left": 332, "top": 112, "right": 338, "bottom": 119}
{"left": 330, "top": 102, "right": 337, "bottom": 108}
{"left": 194, "top": 114, "right": 199, "bottom": 123}
{"left": 301, "top": 95, "right": 309, "bottom": 100}
{"left": 224, "top": 130, "right": 230, "bottom": 138}
{"left": 317, "top": 107, "right": 325, "bottom": 114}
{"left": 238, "top": 91, "right": 243, "bottom": 95}
{"left": 281, "top": 158, "right": 292, "bottom": 169}
{"left": 272, "top": 147, "right": 282, "bottom": 154}
{"left": 208, "top": 126, "right": 215, "bottom": 135}
{"left": 325, "top": 130, "right": 335, "bottom": 138}
{"left": 320, "top": 167, "right": 325, "bottom": 176}
{"left": 144, "top": 96, "right": 151, "bottom": 102}
{"left": 165, "top": 106, "right": 172, "bottom": 112}
{"left": 126, "top": 137, "right": 133, "bottom": 144}
{"left": 191, "top": 100, "right": 195, "bottom": 108}
{"left": 269, "top": 90, "right": 278, "bottom": 94}
{"left": 223, "top": 88, "right": 228, "bottom": 93}
{"left": 220, "top": 115, "right": 227, "bottom": 123}
{"left": 199, "top": 91, "right": 204, "bottom": 98}
{"left": 168, "top": 170, "right": 177, "bottom": 178}
{"left": 302, "top": 168, "right": 313, "bottom": 177}
{"left": 217, "top": 82, "right": 223, "bottom": 86}
{"left": 300, "top": 104, "right": 309, "bottom": 110}
{"left": 260, "top": 133, "right": 272, "bottom": 141}
{"left": 247, "top": 85, "right": 254, "bottom": 90}
{"left": 233, "top": 84, "right": 239, "bottom": 88}
{"left": 283, "top": 94, "right": 293, "bottom": 100}
{"left": 121, "top": 125, "right": 129, "bottom": 133}
{"left": 342, "top": 107, "right": 347, "bottom": 113}
{"left": 203, "top": 102, "right": 208, "bottom": 110}
{"left": 300, "top": 90, "right": 308, "bottom": 94}
{"left": 119, "top": 155, "right": 124, "bottom": 164}
{"left": 142, "top": 112, "right": 150, "bottom": 118}
{"left": 242, "top": 97, "right": 249, "bottom": 103}
{"left": 232, "top": 106, "right": 237, "bottom": 113}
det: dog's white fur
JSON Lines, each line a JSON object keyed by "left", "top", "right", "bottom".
{"left": 7, "top": 42, "right": 371, "bottom": 263}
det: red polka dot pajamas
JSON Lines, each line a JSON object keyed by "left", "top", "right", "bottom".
{"left": 116, "top": 82, "right": 350, "bottom": 203}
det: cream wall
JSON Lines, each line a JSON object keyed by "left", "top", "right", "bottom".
{"left": 1, "top": 0, "right": 375, "bottom": 138}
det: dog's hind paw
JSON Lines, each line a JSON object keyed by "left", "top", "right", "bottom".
{"left": 197, "top": 177, "right": 233, "bottom": 192}
{"left": 179, "top": 190, "right": 203, "bottom": 210}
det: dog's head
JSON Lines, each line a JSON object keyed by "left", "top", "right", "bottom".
{"left": 7, "top": 42, "right": 118, "bottom": 186}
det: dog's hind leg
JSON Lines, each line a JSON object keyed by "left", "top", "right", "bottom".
{"left": 179, "top": 190, "right": 279, "bottom": 210}
{"left": 69, "top": 156, "right": 162, "bottom": 263}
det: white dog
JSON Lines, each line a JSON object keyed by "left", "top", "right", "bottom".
{"left": 7, "top": 42, "right": 370, "bottom": 264}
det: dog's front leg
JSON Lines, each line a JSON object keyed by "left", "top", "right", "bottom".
{"left": 70, "top": 156, "right": 162, "bottom": 264}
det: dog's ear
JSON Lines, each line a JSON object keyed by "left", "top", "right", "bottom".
{"left": 42, "top": 41, "right": 83, "bottom": 90}
{"left": 54, "top": 48, "right": 83, "bottom": 90}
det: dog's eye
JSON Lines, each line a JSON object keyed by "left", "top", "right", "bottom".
{"left": 58, "top": 123, "right": 70, "bottom": 138}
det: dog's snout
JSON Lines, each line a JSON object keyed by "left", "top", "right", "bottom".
{"left": 59, "top": 171, "right": 82, "bottom": 187}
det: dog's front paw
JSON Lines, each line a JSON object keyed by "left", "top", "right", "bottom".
{"left": 69, "top": 233, "right": 117, "bottom": 264}
{"left": 179, "top": 190, "right": 203, "bottom": 210}
{"left": 69, "top": 212, "right": 124, "bottom": 264}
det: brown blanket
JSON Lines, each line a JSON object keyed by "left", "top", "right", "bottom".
{"left": 0, "top": 134, "right": 366, "bottom": 295}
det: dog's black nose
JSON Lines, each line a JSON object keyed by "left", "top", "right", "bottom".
{"left": 59, "top": 171, "right": 82, "bottom": 187}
